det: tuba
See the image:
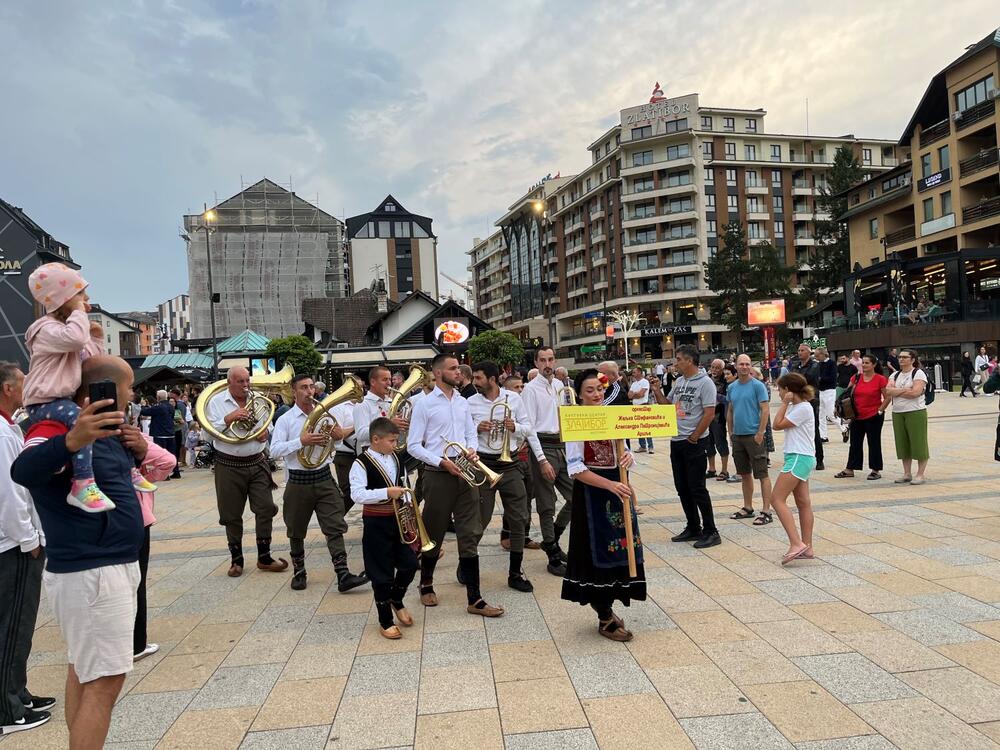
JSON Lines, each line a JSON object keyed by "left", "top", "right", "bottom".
{"left": 387, "top": 365, "right": 432, "bottom": 452}
{"left": 486, "top": 397, "right": 514, "bottom": 463}
{"left": 297, "top": 374, "right": 365, "bottom": 469}
{"left": 392, "top": 489, "right": 435, "bottom": 553}
{"left": 195, "top": 364, "right": 296, "bottom": 444}
{"left": 442, "top": 436, "right": 502, "bottom": 488}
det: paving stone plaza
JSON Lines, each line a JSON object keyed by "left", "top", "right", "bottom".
{"left": 5, "top": 392, "right": 1000, "bottom": 750}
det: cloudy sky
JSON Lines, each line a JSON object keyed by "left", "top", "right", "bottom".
{"left": 1, "top": 1, "right": 996, "bottom": 312}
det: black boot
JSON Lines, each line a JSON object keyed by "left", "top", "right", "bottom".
{"left": 290, "top": 555, "right": 307, "bottom": 591}
{"left": 508, "top": 551, "right": 533, "bottom": 592}
{"left": 334, "top": 554, "right": 369, "bottom": 593}
{"left": 456, "top": 563, "right": 466, "bottom": 585}
{"left": 543, "top": 542, "right": 566, "bottom": 576}
{"left": 551, "top": 524, "right": 568, "bottom": 563}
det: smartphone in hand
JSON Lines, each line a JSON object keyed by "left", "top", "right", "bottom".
{"left": 88, "top": 379, "right": 119, "bottom": 430}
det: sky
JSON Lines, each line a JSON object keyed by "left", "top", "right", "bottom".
{"left": 1, "top": 0, "right": 996, "bottom": 312}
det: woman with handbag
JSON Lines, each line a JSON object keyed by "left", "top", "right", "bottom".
{"left": 835, "top": 355, "right": 890, "bottom": 480}
{"left": 885, "top": 349, "right": 929, "bottom": 485}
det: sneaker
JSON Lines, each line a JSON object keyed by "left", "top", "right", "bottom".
{"left": 634, "top": 447, "right": 647, "bottom": 454}
{"left": 67, "top": 480, "right": 116, "bottom": 513}
{"left": 648, "top": 450, "right": 655, "bottom": 454}
{"left": 2, "top": 708, "right": 51, "bottom": 734}
{"left": 21, "top": 696, "right": 55, "bottom": 711}
{"left": 725, "top": 474, "right": 741, "bottom": 483}
{"left": 693, "top": 531, "right": 722, "bottom": 549}
{"left": 546, "top": 560, "right": 567, "bottom": 576}
{"left": 133, "top": 643, "right": 159, "bottom": 662}
{"left": 671, "top": 527, "right": 702, "bottom": 542}
{"left": 130, "top": 468, "right": 157, "bottom": 493}
{"left": 508, "top": 573, "right": 534, "bottom": 592}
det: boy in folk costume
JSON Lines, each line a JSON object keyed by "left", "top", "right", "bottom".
{"left": 349, "top": 418, "right": 418, "bottom": 639}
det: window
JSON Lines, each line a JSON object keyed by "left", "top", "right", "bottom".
{"left": 745, "top": 118, "right": 757, "bottom": 132}
{"left": 725, "top": 168, "right": 737, "bottom": 186}
{"left": 635, "top": 278, "right": 659, "bottom": 294}
{"left": 701, "top": 115, "right": 713, "bottom": 130}
{"left": 773, "top": 195, "right": 784, "bottom": 212}
{"left": 634, "top": 229, "right": 656, "bottom": 245}
{"left": 665, "top": 118, "right": 688, "bottom": 134}
{"left": 666, "top": 144, "right": 690, "bottom": 160}
{"left": 607, "top": 165, "right": 612, "bottom": 180}
{"left": 633, "top": 202, "right": 655, "bottom": 219}
{"left": 394, "top": 221, "right": 410, "bottom": 238}
{"left": 585, "top": 178, "right": 592, "bottom": 191}
{"left": 725, "top": 142, "right": 736, "bottom": 160}
{"left": 869, "top": 218, "right": 879, "bottom": 239}
{"left": 668, "top": 197, "right": 694, "bottom": 213}
{"left": 727, "top": 194, "right": 738, "bottom": 209}
{"left": 882, "top": 172, "right": 911, "bottom": 191}
{"left": 744, "top": 144, "right": 757, "bottom": 161}
{"left": 702, "top": 141, "right": 713, "bottom": 158}
{"left": 747, "top": 198, "right": 761, "bottom": 213}
{"left": 632, "top": 150, "right": 653, "bottom": 167}
{"left": 954, "top": 74, "right": 995, "bottom": 112}
{"left": 770, "top": 144, "right": 782, "bottom": 161}
{"left": 938, "top": 144, "right": 950, "bottom": 172}
{"left": 669, "top": 249, "right": 696, "bottom": 265}
{"left": 746, "top": 169, "right": 758, "bottom": 186}
{"left": 867, "top": 187, "right": 876, "bottom": 200}
{"left": 355, "top": 223, "right": 369, "bottom": 238}
{"left": 705, "top": 193, "right": 716, "bottom": 208}
{"left": 723, "top": 117, "right": 735, "bottom": 131}
{"left": 704, "top": 168, "right": 715, "bottom": 183}
{"left": 633, "top": 177, "right": 654, "bottom": 193}
{"left": 665, "top": 171, "right": 692, "bottom": 187}
{"left": 920, "top": 153, "right": 932, "bottom": 178}
{"left": 378, "top": 220, "right": 391, "bottom": 237}
{"left": 923, "top": 198, "right": 934, "bottom": 222}
{"left": 665, "top": 274, "right": 697, "bottom": 291}
{"left": 862, "top": 148, "right": 872, "bottom": 165}
{"left": 384, "top": 202, "right": 396, "bottom": 212}
{"left": 635, "top": 252, "right": 658, "bottom": 271}
{"left": 413, "top": 223, "right": 429, "bottom": 238}
{"left": 771, "top": 170, "right": 782, "bottom": 186}
{"left": 669, "top": 223, "right": 693, "bottom": 239}
{"left": 706, "top": 220, "right": 717, "bottom": 237}
{"left": 747, "top": 222, "right": 762, "bottom": 239}
{"left": 941, "top": 191, "right": 952, "bottom": 216}
{"left": 774, "top": 220, "right": 785, "bottom": 238}
{"left": 631, "top": 125, "right": 652, "bottom": 139}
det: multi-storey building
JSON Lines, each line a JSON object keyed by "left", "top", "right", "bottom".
{"left": 156, "top": 293, "right": 190, "bottom": 353}
{"left": 117, "top": 311, "right": 159, "bottom": 356}
{"left": 829, "top": 27, "right": 1000, "bottom": 379}
{"left": 472, "top": 90, "right": 896, "bottom": 360}
{"left": 469, "top": 230, "right": 512, "bottom": 330}
{"left": 184, "top": 179, "right": 346, "bottom": 340}
{"left": 87, "top": 306, "right": 141, "bottom": 358}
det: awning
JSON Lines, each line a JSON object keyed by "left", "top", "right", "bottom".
{"left": 131, "top": 366, "right": 200, "bottom": 388}
{"left": 323, "top": 346, "right": 439, "bottom": 368}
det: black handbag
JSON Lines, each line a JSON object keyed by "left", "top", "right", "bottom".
{"left": 835, "top": 376, "right": 857, "bottom": 421}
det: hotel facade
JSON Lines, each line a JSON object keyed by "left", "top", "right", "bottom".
{"left": 470, "top": 89, "right": 896, "bottom": 361}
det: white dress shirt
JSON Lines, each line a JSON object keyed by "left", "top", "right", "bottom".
{"left": 329, "top": 401, "right": 356, "bottom": 454}
{"left": 205, "top": 390, "right": 270, "bottom": 457}
{"left": 0, "top": 415, "right": 45, "bottom": 553}
{"left": 349, "top": 448, "right": 401, "bottom": 504}
{"left": 270, "top": 403, "right": 328, "bottom": 471}
{"left": 352, "top": 391, "right": 393, "bottom": 453}
{"left": 467, "top": 389, "right": 536, "bottom": 457}
{"left": 521, "top": 374, "right": 562, "bottom": 459}
{"left": 406, "top": 386, "right": 477, "bottom": 467}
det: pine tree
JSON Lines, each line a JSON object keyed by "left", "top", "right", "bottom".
{"left": 704, "top": 221, "right": 752, "bottom": 334}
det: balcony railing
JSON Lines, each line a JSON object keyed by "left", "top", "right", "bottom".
{"left": 885, "top": 225, "right": 916, "bottom": 246}
{"left": 963, "top": 195, "right": 1000, "bottom": 224}
{"left": 919, "top": 119, "right": 951, "bottom": 147}
{"left": 959, "top": 148, "right": 999, "bottom": 177}
{"left": 956, "top": 98, "right": 996, "bottom": 131}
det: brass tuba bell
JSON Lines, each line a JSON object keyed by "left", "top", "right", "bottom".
{"left": 392, "top": 488, "right": 435, "bottom": 553}
{"left": 297, "top": 374, "right": 365, "bottom": 469}
{"left": 195, "top": 364, "right": 296, "bottom": 445}
{"left": 387, "top": 364, "right": 433, "bottom": 452}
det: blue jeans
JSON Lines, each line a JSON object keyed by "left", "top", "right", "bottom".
{"left": 26, "top": 398, "right": 93, "bottom": 481}
{"left": 638, "top": 437, "right": 654, "bottom": 451}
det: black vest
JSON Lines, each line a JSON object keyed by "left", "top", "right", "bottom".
{"left": 356, "top": 452, "right": 403, "bottom": 516}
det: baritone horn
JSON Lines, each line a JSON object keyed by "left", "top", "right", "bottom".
{"left": 297, "top": 374, "right": 365, "bottom": 469}
{"left": 441, "top": 436, "right": 502, "bottom": 488}
{"left": 486, "top": 398, "right": 514, "bottom": 463}
{"left": 195, "top": 364, "right": 296, "bottom": 444}
{"left": 393, "top": 489, "right": 435, "bottom": 553}
{"left": 387, "top": 365, "right": 433, "bottom": 452}
{"left": 558, "top": 385, "right": 578, "bottom": 406}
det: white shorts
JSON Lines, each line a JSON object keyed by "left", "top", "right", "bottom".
{"left": 43, "top": 562, "right": 140, "bottom": 683}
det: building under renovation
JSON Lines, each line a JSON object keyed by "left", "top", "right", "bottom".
{"left": 183, "top": 178, "right": 347, "bottom": 340}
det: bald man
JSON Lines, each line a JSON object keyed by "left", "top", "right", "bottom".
{"left": 204, "top": 367, "right": 286, "bottom": 577}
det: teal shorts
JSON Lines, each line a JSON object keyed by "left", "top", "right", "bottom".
{"left": 781, "top": 453, "right": 816, "bottom": 481}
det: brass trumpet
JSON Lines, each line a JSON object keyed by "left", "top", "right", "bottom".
{"left": 441, "top": 436, "right": 501, "bottom": 488}
{"left": 486, "top": 398, "right": 514, "bottom": 463}
{"left": 392, "top": 488, "right": 435, "bottom": 553}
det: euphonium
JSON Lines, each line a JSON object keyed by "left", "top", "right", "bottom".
{"left": 557, "top": 385, "right": 578, "bottom": 406}
{"left": 297, "top": 374, "right": 365, "bottom": 469}
{"left": 195, "top": 364, "right": 296, "bottom": 444}
{"left": 392, "top": 489, "right": 435, "bottom": 553}
{"left": 387, "top": 365, "right": 432, "bottom": 452}
{"left": 441, "top": 436, "right": 502, "bottom": 488}
{"left": 486, "top": 397, "right": 514, "bottom": 463}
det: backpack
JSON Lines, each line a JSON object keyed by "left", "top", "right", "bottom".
{"left": 835, "top": 375, "right": 857, "bottom": 421}
{"left": 891, "top": 370, "right": 934, "bottom": 406}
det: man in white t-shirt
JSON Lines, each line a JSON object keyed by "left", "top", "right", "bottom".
{"left": 628, "top": 366, "right": 653, "bottom": 454}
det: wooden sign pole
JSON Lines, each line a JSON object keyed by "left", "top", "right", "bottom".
{"left": 615, "top": 438, "right": 638, "bottom": 578}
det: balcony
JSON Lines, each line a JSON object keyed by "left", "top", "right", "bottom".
{"left": 963, "top": 195, "right": 1000, "bottom": 224}
{"left": 885, "top": 225, "right": 916, "bottom": 246}
{"left": 792, "top": 211, "right": 813, "bottom": 222}
{"left": 746, "top": 207, "right": 770, "bottom": 221}
{"left": 590, "top": 231, "right": 607, "bottom": 244}
{"left": 745, "top": 179, "right": 769, "bottom": 195}
{"left": 956, "top": 98, "right": 996, "bottom": 131}
{"left": 747, "top": 233, "right": 771, "bottom": 246}
{"left": 792, "top": 181, "right": 813, "bottom": 196}
{"left": 959, "top": 148, "right": 999, "bottom": 178}
{"left": 565, "top": 219, "right": 585, "bottom": 234}
{"left": 919, "top": 119, "right": 950, "bottom": 147}
{"left": 620, "top": 154, "right": 696, "bottom": 177}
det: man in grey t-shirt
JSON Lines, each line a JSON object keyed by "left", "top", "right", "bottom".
{"left": 663, "top": 346, "right": 719, "bottom": 547}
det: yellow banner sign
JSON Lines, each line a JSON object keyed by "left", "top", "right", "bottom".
{"left": 559, "top": 405, "right": 678, "bottom": 442}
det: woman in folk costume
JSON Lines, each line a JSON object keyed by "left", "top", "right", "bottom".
{"left": 560, "top": 369, "right": 645, "bottom": 641}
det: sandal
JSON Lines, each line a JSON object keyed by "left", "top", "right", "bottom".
{"left": 705, "top": 470, "right": 717, "bottom": 479}
{"left": 752, "top": 511, "right": 773, "bottom": 525}
{"left": 419, "top": 585, "right": 438, "bottom": 607}
{"left": 834, "top": 470, "right": 855, "bottom": 479}
{"left": 716, "top": 471, "right": 730, "bottom": 482}
{"left": 867, "top": 471, "right": 881, "bottom": 480}
{"left": 598, "top": 617, "right": 633, "bottom": 642}
{"left": 781, "top": 546, "right": 811, "bottom": 566}
{"left": 730, "top": 507, "right": 755, "bottom": 520}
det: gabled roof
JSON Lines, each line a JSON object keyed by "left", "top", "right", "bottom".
{"left": 141, "top": 352, "right": 215, "bottom": 369}
{"left": 209, "top": 329, "right": 270, "bottom": 354}
{"left": 345, "top": 195, "right": 435, "bottom": 239}
{"left": 205, "top": 178, "right": 343, "bottom": 225}
{"left": 385, "top": 297, "right": 493, "bottom": 347}
{"left": 0, "top": 197, "right": 74, "bottom": 263}
{"left": 89, "top": 305, "right": 141, "bottom": 330}
{"left": 365, "top": 290, "right": 440, "bottom": 337}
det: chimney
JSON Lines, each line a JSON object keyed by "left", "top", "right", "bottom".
{"left": 375, "top": 278, "right": 388, "bottom": 313}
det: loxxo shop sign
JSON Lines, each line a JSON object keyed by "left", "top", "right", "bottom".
{"left": 918, "top": 168, "right": 951, "bottom": 192}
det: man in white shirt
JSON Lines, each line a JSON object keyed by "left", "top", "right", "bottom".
{"left": 353, "top": 366, "right": 399, "bottom": 455}
{"left": 270, "top": 374, "right": 367, "bottom": 593}
{"left": 0, "top": 362, "right": 54, "bottom": 735}
{"left": 521, "top": 346, "right": 573, "bottom": 576}
{"left": 407, "top": 353, "right": 503, "bottom": 617}
{"left": 205, "top": 367, "right": 287, "bottom": 578}
{"left": 628, "top": 366, "right": 653, "bottom": 454}
{"left": 328, "top": 392, "right": 358, "bottom": 512}
{"left": 468, "top": 361, "right": 536, "bottom": 593}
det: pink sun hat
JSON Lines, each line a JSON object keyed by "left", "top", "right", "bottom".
{"left": 28, "top": 262, "right": 89, "bottom": 313}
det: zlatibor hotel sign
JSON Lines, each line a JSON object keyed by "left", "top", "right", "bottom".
{"left": 621, "top": 82, "right": 698, "bottom": 131}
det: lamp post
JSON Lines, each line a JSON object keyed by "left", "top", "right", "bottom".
{"left": 532, "top": 200, "right": 556, "bottom": 348}
{"left": 202, "top": 204, "right": 219, "bottom": 380}
{"left": 609, "top": 309, "right": 645, "bottom": 372}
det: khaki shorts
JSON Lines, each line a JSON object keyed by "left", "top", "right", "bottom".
{"left": 731, "top": 434, "right": 769, "bottom": 479}
{"left": 44, "top": 562, "right": 140, "bottom": 683}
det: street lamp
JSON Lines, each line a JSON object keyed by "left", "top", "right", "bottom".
{"left": 609, "top": 309, "right": 645, "bottom": 371}
{"left": 532, "top": 201, "right": 556, "bottom": 347}
{"left": 202, "top": 204, "right": 220, "bottom": 380}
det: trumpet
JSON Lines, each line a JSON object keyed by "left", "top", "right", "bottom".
{"left": 441, "top": 436, "right": 501, "bottom": 488}
{"left": 557, "top": 385, "right": 578, "bottom": 406}
{"left": 486, "top": 398, "right": 514, "bottom": 463}
{"left": 392, "top": 489, "right": 435, "bottom": 553}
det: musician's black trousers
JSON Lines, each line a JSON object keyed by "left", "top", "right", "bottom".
{"left": 420, "top": 467, "right": 482, "bottom": 557}
{"left": 477, "top": 463, "right": 528, "bottom": 554}
{"left": 362, "top": 515, "right": 418, "bottom": 603}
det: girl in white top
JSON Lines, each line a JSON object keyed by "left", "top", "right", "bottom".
{"left": 885, "top": 349, "right": 929, "bottom": 484}
{"left": 771, "top": 372, "right": 816, "bottom": 565}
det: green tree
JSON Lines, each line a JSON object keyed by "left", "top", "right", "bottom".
{"left": 466, "top": 330, "right": 525, "bottom": 366}
{"left": 802, "top": 144, "right": 864, "bottom": 296}
{"left": 265, "top": 335, "right": 322, "bottom": 377}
